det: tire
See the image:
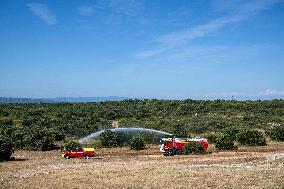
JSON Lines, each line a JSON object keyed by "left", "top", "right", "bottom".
{"left": 163, "top": 152, "right": 169, "bottom": 156}
{"left": 64, "top": 154, "right": 70, "bottom": 159}
{"left": 167, "top": 150, "right": 174, "bottom": 156}
{"left": 164, "top": 148, "right": 175, "bottom": 156}
{"left": 84, "top": 155, "right": 90, "bottom": 159}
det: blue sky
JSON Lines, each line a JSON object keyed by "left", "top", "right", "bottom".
{"left": 0, "top": 0, "right": 284, "bottom": 99}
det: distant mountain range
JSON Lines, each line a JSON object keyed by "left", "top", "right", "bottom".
{"left": 0, "top": 96, "right": 129, "bottom": 104}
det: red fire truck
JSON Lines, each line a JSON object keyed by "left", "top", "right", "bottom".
{"left": 160, "top": 137, "right": 208, "bottom": 156}
{"left": 62, "top": 146, "right": 95, "bottom": 159}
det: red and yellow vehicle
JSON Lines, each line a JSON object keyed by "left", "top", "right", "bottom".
{"left": 160, "top": 137, "right": 208, "bottom": 156}
{"left": 62, "top": 146, "right": 95, "bottom": 159}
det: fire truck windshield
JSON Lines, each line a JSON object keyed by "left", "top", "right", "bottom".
{"left": 160, "top": 139, "right": 169, "bottom": 145}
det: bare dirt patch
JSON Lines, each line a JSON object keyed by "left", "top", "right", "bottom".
{"left": 1, "top": 142, "right": 284, "bottom": 189}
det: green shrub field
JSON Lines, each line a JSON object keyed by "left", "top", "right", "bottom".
{"left": 0, "top": 99, "right": 283, "bottom": 151}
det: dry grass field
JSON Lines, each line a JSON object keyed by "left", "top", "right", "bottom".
{"left": 1, "top": 142, "right": 284, "bottom": 189}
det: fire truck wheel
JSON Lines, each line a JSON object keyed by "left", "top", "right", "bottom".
{"left": 84, "top": 155, "right": 90, "bottom": 159}
{"left": 64, "top": 154, "right": 70, "bottom": 159}
{"left": 165, "top": 149, "right": 175, "bottom": 156}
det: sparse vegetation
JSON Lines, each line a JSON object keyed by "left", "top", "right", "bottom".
{"left": 172, "top": 124, "right": 188, "bottom": 138}
{"left": 266, "top": 126, "right": 284, "bottom": 141}
{"left": 202, "top": 132, "right": 222, "bottom": 144}
{"left": 223, "top": 127, "right": 240, "bottom": 141}
{"left": 236, "top": 129, "right": 266, "bottom": 146}
{"left": 0, "top": 135, "right": 13, "bottom": 161}
{"left": 129, "top": 136, "right": 145, "bottom": 150}
{"left": 100, "top": 130, "right": 119, "bottom": 147}
{"left": 183, "top": 141, "right": 206, "bottom": 154}
{"left": 215, "top": 135, "right": 236, "bottom": 150}
{"left": 1, "top": 142, "right": 284, "bottom": 189}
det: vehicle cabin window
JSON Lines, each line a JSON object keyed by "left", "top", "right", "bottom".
{"left": 160, "top": 140, "right": 169, "bottom": 145}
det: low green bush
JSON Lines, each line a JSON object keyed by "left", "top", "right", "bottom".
{"left": 129, "top": 136, "right": 145, "bottom": 150}
{"left": 236, "top": 129, "right": 266, "bottom": 146}
{"left": 172, "top": 124, "right": 188, "bottom": 138}
{"left": 0, "top": 135, "right": 13, "bottom": 161}
{"left": 64, "top": 141, "right": 81, "bottom": 150}
{"left": 22, "top": 127, "right": 56, "bottom": 151}
{"left": 184, "top": 141, "right": 205, "bottom": 155}
{"left": 223, "top": 127, "right": 240, "bottom": 141}
{"left": 100, "top": 130, "right": 119, "bottom": 147}
{"left": 266, "top": 126, "right": 284, "bottom": 141}
{"left": 203, "top": 132, "right": 222, "bottom": 144}
{"left": 215, "top": 135, "right": 235, "bottom": 150}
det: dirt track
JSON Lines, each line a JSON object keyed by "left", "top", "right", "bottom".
{"left": 1, "top": 142, "right": 284, "bottom": 189}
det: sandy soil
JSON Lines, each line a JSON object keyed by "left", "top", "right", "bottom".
{"left": 1, "top": 142, "right": 284, "bottom": 189}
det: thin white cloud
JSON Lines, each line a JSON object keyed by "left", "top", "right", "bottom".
{"left": 77, "top": 0, "right": 142, "bottom": 25}
{"left": 78, "top": 6, "right": 95, "bottom": 16}
{"left": 100, "top": 0, "right": 142, "bottom": 16}
{"left": 164, "top": 46, "right": 228, "bottom": 64}
{"left": 212, "top": 0, "right": 279, "bottom": 13}
{"left": 27, "top": 3, "right": 57, "bottom": 25}
{"left": 158, "top": 16, "right": 243, "bottom": 46}
{"left": 136, "top": 0, "right": 281, "bottom": 59}
{"left": 136, "top": 48, "right": 168, "bottom": 59}
{"left": 235, "top": 0, "right": 282, "bottom": 14}
{"left": 136, "top": 15, "right": 243, "bottom": 59}
{"left": 212, "top": 0, "right": 245, "bottom": 12}
{"left": 258, "top": 89, "right": 284, "bottom": 96}
{"left": 136, "top": 18, "right": 243, "bottom": 59}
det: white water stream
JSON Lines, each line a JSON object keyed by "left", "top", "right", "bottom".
{"left": 79, "top": 127, "right": 172, "bottom": 143}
